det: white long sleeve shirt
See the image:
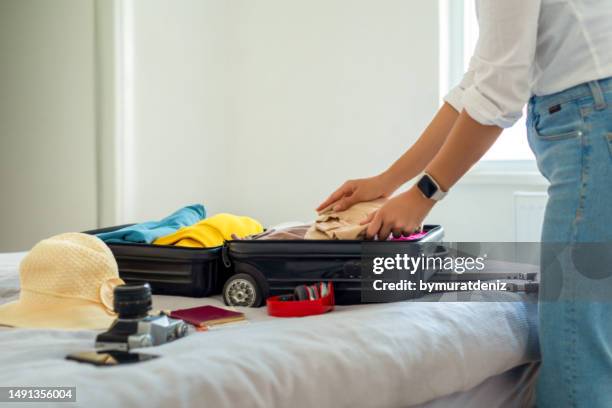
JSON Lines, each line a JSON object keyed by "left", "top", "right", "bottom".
{"left": 445, "top": 0, "right": 612, "bottom": 128}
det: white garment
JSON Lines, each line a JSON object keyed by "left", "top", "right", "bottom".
{"left": 445, "top": 0, "right": 612, "bottom": 128}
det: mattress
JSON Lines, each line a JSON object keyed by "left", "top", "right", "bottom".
{"left": 0, "top": 252, "right": 539, "bottom": 407}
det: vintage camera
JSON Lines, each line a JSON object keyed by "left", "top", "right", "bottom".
{"left": 96, "top": 283, "right": 188, "bottom": 351}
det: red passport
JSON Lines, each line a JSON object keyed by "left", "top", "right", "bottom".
{"left": 169, "top": 305, "right": 245, "bottom": 328}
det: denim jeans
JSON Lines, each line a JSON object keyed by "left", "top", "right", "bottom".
{"left": 527, "top": 77, "right": 612, "bottom": 407}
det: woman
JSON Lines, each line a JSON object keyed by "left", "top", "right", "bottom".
{"left": 318, "top": 1, "right": 612, "bottom": 406}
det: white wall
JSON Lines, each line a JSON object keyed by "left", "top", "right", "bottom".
{"left": 0, "top": 0, "right": 547, "bottom": 252}
{"left": 0, "top": 0, "right": 98, "bottom": 251}
{"left": 127, "top": 0, "right": 440, "bottom": 226}
{"left": 125, "top": 1, "right": 548, "bottom": 242}
{"left": 431, "top": 180, "right": 547, "bottom": 242}
{"left": 223, "top": 0, "right": 439, "bottom": 226}
{"left": 124, "top": 0, "right": 230, "bottom": 222}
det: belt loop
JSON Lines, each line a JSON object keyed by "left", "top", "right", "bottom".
{"left": 588, "top": 80, "right": 607, "bottom": 110}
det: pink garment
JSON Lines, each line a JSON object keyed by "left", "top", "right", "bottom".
{"left": 389, "top": 231, "right": 428, "bottom": 241}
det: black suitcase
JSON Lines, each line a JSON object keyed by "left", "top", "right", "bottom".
{"left": 88, "top": 224, "right": 444, "bottom": 306}
{"left": 223, "top": 224, "right": 445, "bottom": 306}
{"left": 86, "top": 225, "right": 229, "bottom": 297}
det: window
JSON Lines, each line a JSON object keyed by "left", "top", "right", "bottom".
{"left": 440, "top": 0, "right": 535, "bottom": 162}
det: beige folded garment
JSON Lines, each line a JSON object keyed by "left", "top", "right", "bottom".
{"left": 305, "top": 198, "right": 386, "bottom": 240}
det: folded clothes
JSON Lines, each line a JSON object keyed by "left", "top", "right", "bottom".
{"left": 236, "top": 224, "right": 311, "bottom": 241}
{"left": 258, "top": 225, "right": 311, "bottom": 240}
{"left": 97, "top": 204, "right": 206, "bottom": 244}
{"left": 154, "top": 213, "right": 263, "bottom": 248}
{"left": 236, "top": 224, "right": 426, "bottom": 241}
{"left": 305, "top": 199, "right": 386, "bottom": 240}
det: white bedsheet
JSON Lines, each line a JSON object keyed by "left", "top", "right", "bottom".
{"left": 0, "top": 252, "right": 538, "bottom": 408}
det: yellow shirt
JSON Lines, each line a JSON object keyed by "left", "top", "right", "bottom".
{"left": 154, "top": 213, "right": 263, "bottom": 248}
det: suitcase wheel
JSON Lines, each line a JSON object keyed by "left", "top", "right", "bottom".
{"left": 223, "top": 273, "right": 263, "bottom": 307}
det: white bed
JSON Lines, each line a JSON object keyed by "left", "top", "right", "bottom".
{"left": 0, "top": 252, "right": 539, "bottom": 408}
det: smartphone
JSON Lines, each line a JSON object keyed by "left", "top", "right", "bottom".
{"left": 66, "top": 350, "right": 159, "bottom": 366}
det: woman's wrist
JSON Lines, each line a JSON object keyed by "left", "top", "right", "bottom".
{"left": 406, "top": 185, "right": 436, "bottom": 208}
{"left": 378, "top": 168, "right": 407, "bottom": 194}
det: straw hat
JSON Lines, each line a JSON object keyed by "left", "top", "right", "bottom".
{"left": 0, "top": 233, "right": 125, "bottom": 330}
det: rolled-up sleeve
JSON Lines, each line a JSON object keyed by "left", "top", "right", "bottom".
{"left": 444, "top": 57, "right": 476, "bottom": 114}
{"left": 444, "top": 0, "right": 542, "bottom": 128}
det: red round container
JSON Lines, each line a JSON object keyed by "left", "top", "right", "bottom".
{"left": 266, "top": 283, "right": 335, "bottom": 317}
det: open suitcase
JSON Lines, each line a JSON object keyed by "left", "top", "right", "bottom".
{"left": 87, "top": 224, "right": 444, "bottom": 306}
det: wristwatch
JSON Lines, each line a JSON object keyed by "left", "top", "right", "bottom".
{"left": 416, "top": 172, "right": 447, "bottom": 201}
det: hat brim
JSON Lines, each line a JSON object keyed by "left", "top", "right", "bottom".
{"left": 0, "top": 290, "right": 116, "bottom": 330}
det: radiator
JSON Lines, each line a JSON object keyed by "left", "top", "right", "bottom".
{"left": 513, "top": 192, "right": 547, "bottom": 242}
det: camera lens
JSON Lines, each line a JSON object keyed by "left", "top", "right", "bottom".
{"left": 113, "top": 283, "right": 152, "bottom": 319}
{"left": 175, "top": 321, "right": 188, "bottom": 339}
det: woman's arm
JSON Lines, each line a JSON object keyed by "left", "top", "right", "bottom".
{"left": 424, "top": 110, "right": 502, "bottom": 191}
{"left": 381, "top": 102, "right": 460, "bottom": 188}
{"left": 316, "top": 102, "right": 459, "bottom": 211}
{"left": 364, "top": 110, "right": 502, "bottom": 239}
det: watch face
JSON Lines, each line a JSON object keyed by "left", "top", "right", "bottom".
{"left": 418, "top": 175, "right": 438, "bottom": 198}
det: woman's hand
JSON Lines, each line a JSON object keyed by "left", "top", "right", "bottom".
{"left": 316, "top": 172, "right": 401, "bottom": 212}
{"left": 361, "top": 187, "right": 435, "bottom": 240}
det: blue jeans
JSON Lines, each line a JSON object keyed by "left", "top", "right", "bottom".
{"left": 527, "top": 77, "right": 612, "bottom": 407}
